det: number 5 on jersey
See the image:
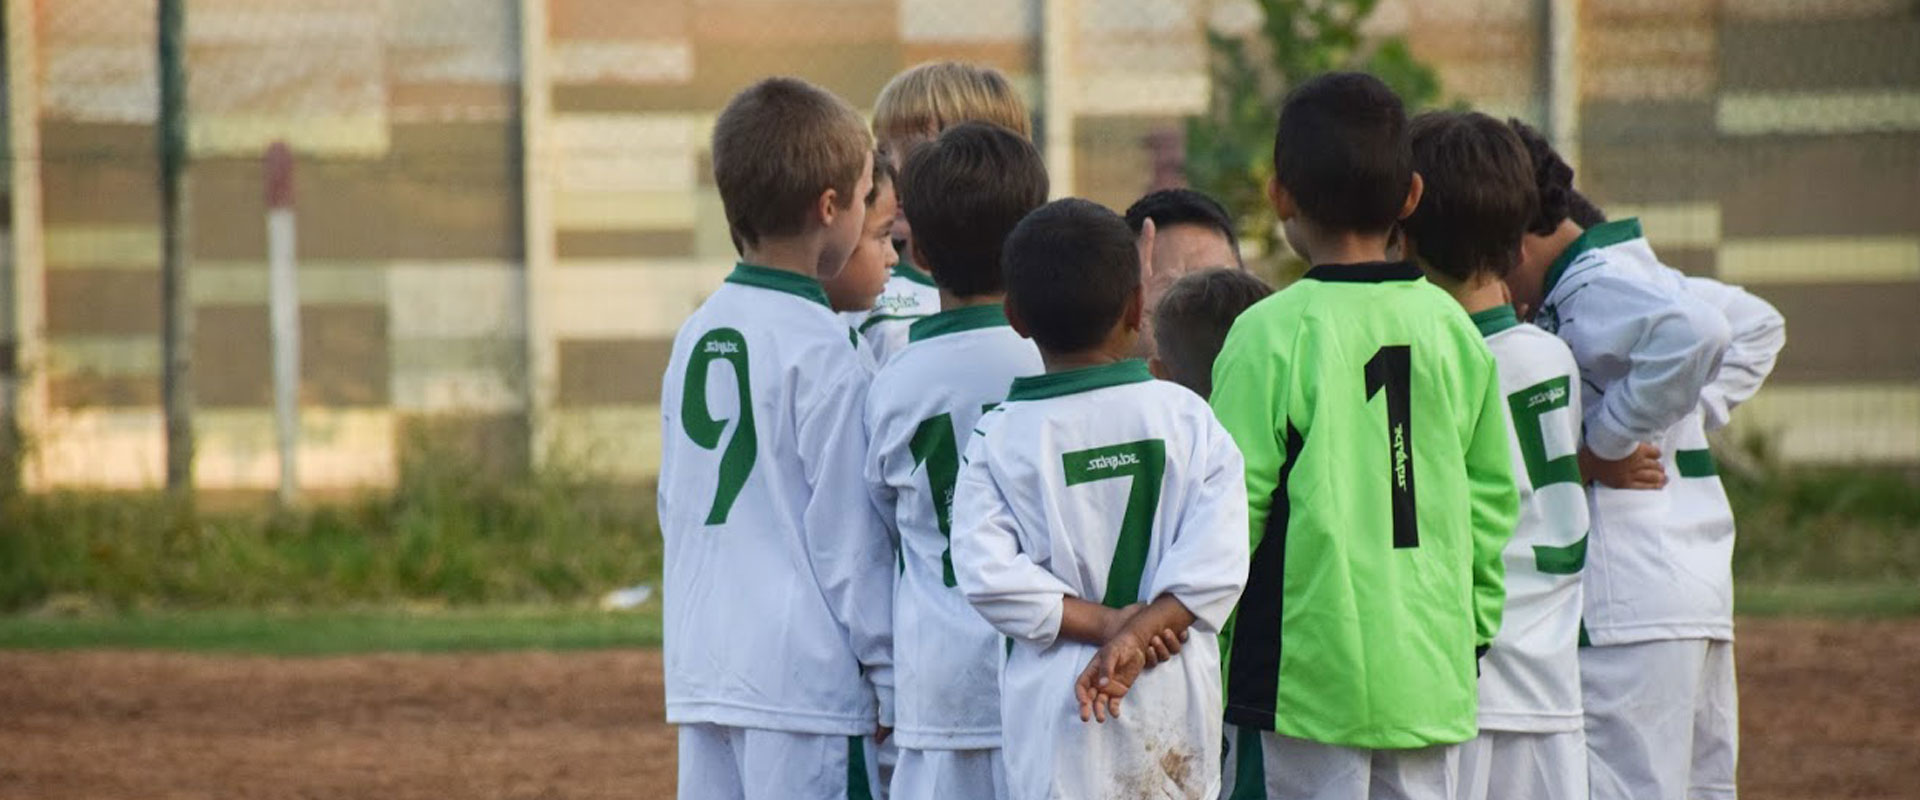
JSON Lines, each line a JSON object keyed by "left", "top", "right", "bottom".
{"left": 682, "top": 328, "right": 756, "bottom": 525}
{"left": 1062, "top": 440, "right": 1166, "bottom": 609}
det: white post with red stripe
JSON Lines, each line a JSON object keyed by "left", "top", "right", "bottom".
{"left": 265, "top": 141, "right": 299, "bottom": 505}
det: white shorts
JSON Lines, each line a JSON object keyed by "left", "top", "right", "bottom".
{"left": 1581, "top": 638, "right": 1738, "bottom": 800}
{"left": 888, "top": 747, "right": 1008, "bottom": 800}
{"left": 676, "top": 724, "right": 881, "bottom": 800}
{"left": 1220, "top": 725, "right": 1462, "bottom": 800}
{"left": 1455, "top": 729, "right": 1586, "bottom": 800}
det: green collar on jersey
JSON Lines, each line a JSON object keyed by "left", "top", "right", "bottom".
{"left": 724, "top": 262, "right": 830, "bottom": 308}
{"left": 1542, "top": 218, "right": 1643, "bottom": 297}
{"left": 892, "top": 260, "right": 938, "bottom": 288}
{"left": 1303, "top": 261, "right": 1424, "bottom": 283}
{"left": 1469, "top": 305, "right": 1521, "bottom": 338}
{"left": 908, "top": 304, "right": 1008, "bottom": 342}
{"left": 1007, "top": 359, "right": 1153, "bottom": 402}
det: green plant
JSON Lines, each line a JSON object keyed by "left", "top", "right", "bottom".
{"left": 1186, "top": 0, "right": 1442, "bottom": 276}
{"left": 0, "top": 426, "right": 663, "bottom": 612}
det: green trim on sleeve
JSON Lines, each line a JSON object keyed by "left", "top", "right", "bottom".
{"left": 724, "top": 262, "right": 830, "bottom": 308}
{"left": 1542, "top": 218, "right": 1645, "bottom": 297}
{"left": 907, "top": 304, "right": 1009, "bottom": 342}
{"left": 1006, "top": 359, "right": 1153, "bottom": 402}
{"left": 1469, "top": 305, "right": 1521, "bottom": 338}
{"left": 1676, "top": 448, "right": 1718, "bottom": 478}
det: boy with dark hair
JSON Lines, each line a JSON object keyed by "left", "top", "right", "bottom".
{"left": 865, "top": 121, "right": 1048, "bottom": 800}
{"left": 1403, "top": 110, "right": 1591, "bottom": 800}
{"left": 1208, "top": 73, "right": 1519, "bottom": 800}
{"left": 951, "top": 198, "right": 1249, "bottom": 799}
{"left": 657, "top": 77, "right": 893, "bottom": 800}
{"left": 1504, "top": 119, "right": 1756, "bottom": 800}
{"left": 1148, "top": 268, "right": 1273, "bottom": 398}
{"left": 826, "top": 155, "right": 902, "bottom": 322}
{"left": 1124, "top": 188, "right": 1248, "bottom": 361}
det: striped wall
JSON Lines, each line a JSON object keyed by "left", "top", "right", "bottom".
{"left": 8, "top": 0, "right": 1916, "bottom": 491}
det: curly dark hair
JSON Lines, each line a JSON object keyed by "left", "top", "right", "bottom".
{"left": 1506, "top": 118, "right": 1576, "bottom": 236}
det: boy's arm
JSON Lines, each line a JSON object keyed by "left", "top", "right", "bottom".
{"left": 798, "top": 367, "right": 897, "bottom": 725}
{"left": 1465, "top": 353, "right": 1520, "bottom": 649}
{"left": 862, "top": 385, "right": 903, "bottom": 551}
{"left": 1209, "top": 323, "right": 1285, "bottom": 553}
{"left": 1570, "top": 276, "right": 1732, "bottom": 459}
{"left": 1074, "top": 594, "right": 1197, "bottom": 723}
{"left": 1148, "top": 418, "right": 1252, "bottom": 634}
{"left": 950, "top": 432, "right": 1080, "bottom": 647}
{"left": 1685, "top": 277, "right": 1786, "bottom": 431}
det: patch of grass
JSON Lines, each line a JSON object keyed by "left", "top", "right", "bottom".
{"left": 0, "top": 431, "right": 662, "bottom": 612}
{"left": 0, "top": 606, "right": 662, "bottom": 655}
{"left": 1737, "top": 582, "right": 1920, "bottom": 618}
{"left": 1728, "top": 465, "right": 1920, "bottom": 585}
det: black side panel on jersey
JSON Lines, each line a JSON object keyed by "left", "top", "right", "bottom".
{"left": 1225, "top": 420, "right": 1306, "bottom": 730}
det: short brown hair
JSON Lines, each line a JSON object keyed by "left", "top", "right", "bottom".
{"left": 873, "top": 62, "right": 1032, "bottom": 147}
{"left": 901, "top": 122, "right": 1048, "bottom": 298}
{"left": 1405, "top": 111, "right": 1538, "bottom": 281}
{"left": 712, "top": 77, "right": 871, "bottom": 248}
{"left": 1152, "top": 269, "right": 1273, "bottom": 397}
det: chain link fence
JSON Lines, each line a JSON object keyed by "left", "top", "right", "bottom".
{"left": 2, "top": 0, "right": 1914, "bottom": 492}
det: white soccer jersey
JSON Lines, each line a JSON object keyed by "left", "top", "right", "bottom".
{"left": 851, "top": 264, "right": 942, "bottom": 366}
{"left": 1531, "top": 219, "right": 1735, "bottom": 645}
{"left": 950, "top": 361, "right": 1249, "bottom": 800}
{"left": 866, "top": 304, "right": 1044, "bottom": 750}
{"left": 1684, "top": 277, "right": 1786, "bottom": 432}
{"left": 1470, "top": 306, "right": 1589, "bottom": 733}
{"left": 658, "top": 263, "right": 895, "bottom": 736}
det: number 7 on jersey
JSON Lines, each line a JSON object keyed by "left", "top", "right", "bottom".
{"left": 1062, "top": 439, "right": 1167, "bottom": 609}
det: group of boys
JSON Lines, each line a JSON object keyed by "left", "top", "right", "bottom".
{"left": 658, "top": 62, "right": 1784, "bottom": 800}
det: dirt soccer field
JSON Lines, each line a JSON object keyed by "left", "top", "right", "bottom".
{"left": 2, "top": 618, "right": 1915, "bottom": 800}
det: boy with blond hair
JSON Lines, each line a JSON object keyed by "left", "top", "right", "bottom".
{"left": 853, "top": 61, "right": 1034, "bottom": 365}
{"left": 657, "top": 77, "right": 892, "bottom": 800}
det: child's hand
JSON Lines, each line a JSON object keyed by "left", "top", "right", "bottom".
{"left": 1143, "top": 626, "right": 1189, "bottom": 668}
{"left": 1100, "top": 602, "right": 1147, "bottom": 643}
{"left": 1579, "top": 444, "right": 1667, "bottom": 490}
{"left": 1075, "top": 631, "right": 1146, "bottom": 723}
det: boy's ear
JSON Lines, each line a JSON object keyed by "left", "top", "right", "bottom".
{"left": 1267, "top": 176, "right": 1295, "bottom": 221}
{"left": 1122, "top": 284, "right": 1146, "bottom": 332}
{"left": 816, "top": 186, "right": 841, "bottom": 228}
{"left": 1004, "top": 298, "right": 1033, "bottom": 340}
{"left": 1398, "top": 172, "right": 1426, "bottom": 221}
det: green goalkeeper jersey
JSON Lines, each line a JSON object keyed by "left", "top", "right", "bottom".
{"left": 1209, "top": 261, "right": 1519, "bottom": 749}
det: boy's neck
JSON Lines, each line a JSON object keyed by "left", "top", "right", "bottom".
{"left": 742, "top": 237, "right": 825, "bottom": 279}
{"left": 1041, "top": 334, "right": 1137, "bottom": 374}
{"left": 1298, "top": 225, "right": 1397, "bottom": 267}
{"left": 1431, "top": 271, "right": 1508, "bottom": 314}
{"left": 939, "top": 290, "right": 1004, "bottom": 310}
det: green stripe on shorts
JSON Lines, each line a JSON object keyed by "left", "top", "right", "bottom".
{"left": 846, "top": 736, "right": 872, "bottom": 800}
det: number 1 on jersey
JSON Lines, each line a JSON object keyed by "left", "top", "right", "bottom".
{"left": 1062, "top": 439, "right": 1167, "bottom": 609}
{"left": 1364, "top": 345, "right": 1418, "bottom": 549}
{"left": 682, "top": 328, "right": 756, "bottom": 525}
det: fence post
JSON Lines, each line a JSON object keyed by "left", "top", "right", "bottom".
{"left": 518, "top": 0, "right": 557, "bottom": 471}
{"left": 1545, "top": 0, "right": 1581, "bottom": 172}
{"left": 265, "top": 141, "right": 298, "bottom": 506}
{"left": 158, "top": 0, "right": 194, "bottom": 493}
{"left": 1041, "top": 0, "right": 1077, "bottom": 197}
{"left": 2, "top": 0, "right": 45, "bottom": 494}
